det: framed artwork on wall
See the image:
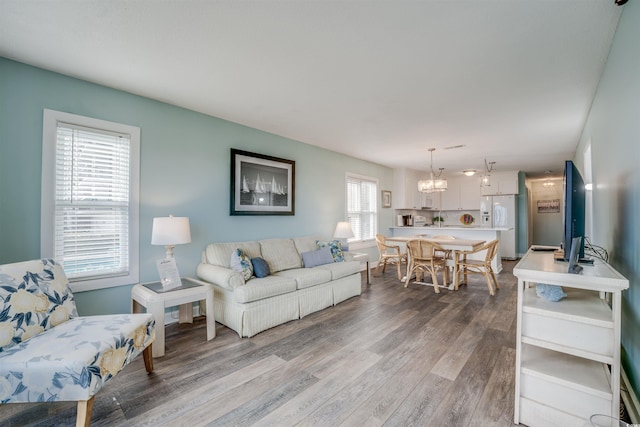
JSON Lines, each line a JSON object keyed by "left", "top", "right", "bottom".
{"left": 230, "top": 149, "right": 295, "bottom": 215}
{"left": 537, "top": 199, "right": 560, "bottom": 213}
{"left": 382, "top": 190, "right": 392, "bottom": 208}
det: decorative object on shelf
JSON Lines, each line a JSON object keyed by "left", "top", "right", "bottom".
{"left": 333, "top": 221, "right": 355, "bottom": 251}
{"left": 381, "top": 190, "right": 392, "bottom": 208}
{"left": 481, "top": 158, "right": 495, "bottom": 187}
{"left": 230, "top": 148, "right": 295, "bottom": 215}
{"left": 418, "top": 148, "right": 447, "bottom": 193}
{"left": 432, "top": 215, "right": 445, "bottom": 225}
{"left": 463, "top": 169, "right": 476, "bottom": 176}
{"left": 460, "top": 213, "right": 474, "bottom": 225}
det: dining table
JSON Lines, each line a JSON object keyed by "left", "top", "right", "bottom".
{"left": 385, "top": 235, "right": 486, "bottom": 290}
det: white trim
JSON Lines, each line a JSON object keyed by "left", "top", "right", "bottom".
{"left": 622, "top": 366, "right": 640, "bottom": 423}
{"left": 41, "top": 109, "right": 140, "bottom": 292}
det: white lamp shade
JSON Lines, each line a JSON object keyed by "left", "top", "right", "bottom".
{"left": 334, "top": 221, "right": 355, "bottom": 239}
{"left": 151, "top": 216, "right": 191, "bottom": 246}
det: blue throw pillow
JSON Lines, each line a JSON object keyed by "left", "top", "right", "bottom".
{"left": 251, "top": 257, "right": 271, "bottom": 278}
{"left": 316, "top": 240, "right": 344, "bottom": 262}
{"left": 230, "top": 248, "right": 253, "bottom": 281}
{"left": 302, "top": 246, "right": 335, "bottom": 268}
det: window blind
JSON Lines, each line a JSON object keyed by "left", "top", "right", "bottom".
{"left": 346, "top": 174, "right": 378, "bottom": 242}
{"left": 54, "top": 123, "right": 131, "bottom": 279}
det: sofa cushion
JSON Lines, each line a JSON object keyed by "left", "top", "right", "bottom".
{"left": 301, "top": 246, "right": 335, "bottom": 268}
{"left": 259, "top": 238, "right": 302, "bottom": 273}
{"left": 293, "top": 235, "right": 321, "bottom": 255}
{"left": 316, "top": 240, "right": 345, "bottom": 262}
{"left": 230, "top": 249, "right": 253, "bottom": 281}
{"left": 316, "top": 260, "right": 360, "bottom": 280}
{"left": 251, "top": 257, "right": 271, "bottom": 278}
{"left": 204, "top": 241, "right": 262, "bottom": 268}
{"left": 0, "top": 259, "right": 78, "bottom": 352}
{"left": 234, "top": 276, "right": 298, "bottom": 303}
{"left": 274, "top": 268, "right": 332, "bottom": 290}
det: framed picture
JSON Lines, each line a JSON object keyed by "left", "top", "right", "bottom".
{"left": 230, "top": 149, "right": 295, "bottom": 215}
{"left": 537, "top": 199, "right": 560, "bottom": 213}
{"left": 382, "top": 190, "right": 392, "bottom": 208}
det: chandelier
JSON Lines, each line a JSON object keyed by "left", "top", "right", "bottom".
{"left": 418, "top": 148, "right": 447, "bottom": 193}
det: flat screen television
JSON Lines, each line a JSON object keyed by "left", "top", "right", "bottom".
{"left": 563, "top": 160, "right": 586, "bottom": 261}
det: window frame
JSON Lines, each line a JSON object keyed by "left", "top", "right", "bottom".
{"left": 345, "top": 172, "right": 378, "bottom": 250}
{"left": 41, "top": 109, "right": 140, "bottom": 292}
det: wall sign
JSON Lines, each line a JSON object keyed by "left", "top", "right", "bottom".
{"left": 537, "top": 199, "right": 560, "bottom": 213}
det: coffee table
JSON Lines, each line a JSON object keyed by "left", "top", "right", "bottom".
{"left": 131, "top": 277, "right": 215, "bottom": 357}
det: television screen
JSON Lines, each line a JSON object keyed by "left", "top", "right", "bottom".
{"left": 563, "top": 160, "right": 586, "bottom": 261}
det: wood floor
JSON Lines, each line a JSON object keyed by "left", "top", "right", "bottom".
{"left": 0, "top": 261, "right": 519, "bottom": 427}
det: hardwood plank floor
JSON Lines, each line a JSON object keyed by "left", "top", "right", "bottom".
{"left": 0, "top": 261, "right": 518, "bottom": 426}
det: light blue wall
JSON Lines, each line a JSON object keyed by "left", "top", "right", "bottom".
{"left": 575, "top": 2, "right": 640, "bottom": 400}
{"left": 0, "top": 58, "right": 393, "bottom": 315}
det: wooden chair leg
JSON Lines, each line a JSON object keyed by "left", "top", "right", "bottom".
{"left": 483, "top": 271, "right": 495, "bottom": 295}
{"left": 143, "top": 344, "right": 154, "bottom": 373}
{"left": 431, "top": 268, "right": 440, "bottom": 293}
{"left": 395, "top": 261, "right": 403, "bottom": 280}
{"left": 490, "top": 268, "right": 500, "bottom": 290}
{"left": 76, "top": 396, "right": 95, "bottom": 427}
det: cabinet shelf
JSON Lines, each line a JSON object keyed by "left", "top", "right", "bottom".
{"left": 521, "top": 345, "right": 612, "bottom": 399}
{"left": 514, "top": 248, "right": 628, "bottom": 426}
{"left": 522, "top": 287, "right": 613, "bottom": 328}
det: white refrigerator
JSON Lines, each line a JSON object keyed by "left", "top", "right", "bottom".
{"left": 480, "top": 195, "right": 517, "bottom": 259}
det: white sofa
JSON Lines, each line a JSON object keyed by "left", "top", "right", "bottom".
{"left": 196, "top": 236, "right": 362, "bottom": 337}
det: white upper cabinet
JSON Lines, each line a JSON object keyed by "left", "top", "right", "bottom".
{"left": 393, "top": 168, "right": 421, "bottom": 209}
{"left": 440, "top": 176, "right": 481, "bottom": 210}
{"left": 480, "top": 171, "right": 519, "bottom": 195}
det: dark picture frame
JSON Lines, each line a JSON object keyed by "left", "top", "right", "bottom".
{"left": 230, "top": 149, "right": 295, "bottom": 215}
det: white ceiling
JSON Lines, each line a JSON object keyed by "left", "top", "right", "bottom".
{"left": 0, "top": 0, "right": 623, "bottom": 178}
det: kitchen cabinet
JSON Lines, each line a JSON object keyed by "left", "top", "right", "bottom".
{"left": 481, "top": 171, "right": 519, "bottom": 195}
{"left": 513, "top": 249, "right": 628, "bottom": 426}
{"left": 440, "top": 176, "right": 481, "bottom": 210}
{"left": 393, "top": 168, "right": 421, "bottom": 209}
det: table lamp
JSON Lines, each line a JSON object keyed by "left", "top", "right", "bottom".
{"left": 151, "top": 215, "right": 191, "bottom": 259}
{"left": 334, "top": 221, "right": 354, "bottom": 251}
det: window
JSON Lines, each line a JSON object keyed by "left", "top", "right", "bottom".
{"left": 346, "top": 173, "right": 378, "bottom": 244}
{"left": 41, "top": 109, "right": 140, "bottom": 292}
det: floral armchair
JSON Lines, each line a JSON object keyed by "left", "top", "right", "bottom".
{"left": 0, "top": 259, "right": 155, "bottom": 426}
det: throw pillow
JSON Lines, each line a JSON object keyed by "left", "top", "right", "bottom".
{"left": 230, "top": 248, "right": 253, "bottom": 281}
{"left": 251, "top": 257, "right": 271, "bottom": 278}
{"left": 316, "top": 240, "right": 344, "bottom": 262}
{"left": 301, "top": 246, "right": 335, "bottom": 268}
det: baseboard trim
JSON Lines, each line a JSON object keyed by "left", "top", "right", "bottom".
{"left": 622, "top": 367, "right": 640, "bottom": 423}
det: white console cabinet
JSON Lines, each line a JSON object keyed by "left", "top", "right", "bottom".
{"left": 513, "top": 248, "right": 628, "bottom": 426}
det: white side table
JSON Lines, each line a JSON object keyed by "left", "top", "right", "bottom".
{"left": 131, "top": 277, "right": 215, "bottom": 358}
{"left": 349, "top": 252, "right": 371, "bottom": 284}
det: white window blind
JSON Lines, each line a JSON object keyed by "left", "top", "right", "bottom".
{"left": 346, "top": 174, "right": 378, "bottom": 242}
{"left": 54, "top": 124, "right": 130, "bottom": 279}
{"left": 42, "top": 109, "right": 140, "bottom": 292}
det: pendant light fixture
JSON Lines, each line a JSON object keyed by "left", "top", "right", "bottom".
{"left": 418, "top": 148, "right": 447, "bottom": 193}
{"left": 481, "top": 159, "right": 495, "bottom": 187}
